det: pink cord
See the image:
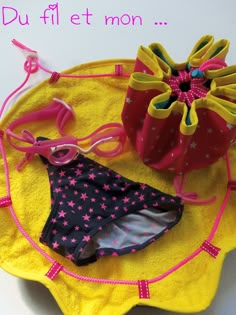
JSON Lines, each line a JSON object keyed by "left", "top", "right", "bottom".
{"left": 12, "top": 39, "right": 130, "bottom": 81}
{"left": 0, "top": 58, "right": 33, "bottom": 119}
{"left": 174, "top": 174, "right": 217, "bottom": 204}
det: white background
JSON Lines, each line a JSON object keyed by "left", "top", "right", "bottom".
{"left": 1, "top": 0, "right": 236, "bottom": 314}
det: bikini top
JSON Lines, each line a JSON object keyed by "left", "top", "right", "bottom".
{"left": 6, "top": 98, "right": 126, "bottom": 170}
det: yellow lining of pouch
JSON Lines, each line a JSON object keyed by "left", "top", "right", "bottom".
{"left": 203, "top": 39, "right": 229, "bottom": 62}
{"left": 211, "top": 74, "right": 236, "bottom": 89}
{"left": 149, "top": 42, "right": 186, "bottom": 73}
{"left": 189, "top": 37, "right": 229, "bottom": 68}
{"left": 129, "top": 72, "right": 171, "bottom": 92}
{"left": 188, "top": 34, "right": 214, "bottom": 67}
{"left": 205, "top": 65, "right": 236, "bottom": 80}
{"left": 207, "top": 87, "right": 236, "bottom": 118}
{"left": 148, "top": 100, "right": 198, "bottom": 135}
{"left": 137, "top": 46, "right": 164, "bottom": 79}
{"left": 148, "top": 94, "right": 236, "bottom": 137}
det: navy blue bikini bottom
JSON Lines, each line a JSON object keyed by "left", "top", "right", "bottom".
{"left": 40, "top": 154, "right": 183, "bottom": 266}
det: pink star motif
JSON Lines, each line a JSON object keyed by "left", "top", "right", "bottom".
{"left": 89, "top": 173, "right": 96, "bottom": 180}
{"left": 84, "top": 183, "right": 88, "bottom": 188}
{"left": 74, "top": 191, "right": 78, "bottom": 195}
{"left": 62, "top": 194, "right": 66, "bottom": 199}
{"left": 71, "top": 238, "right": 77, "bottom": 243}
{"left": 103, "top": 184, "right": 110, "bottom": 191}
{"left": 58, "top": 210, "right": 66, "bottom": 218}
{"left": 100, "top": 203, "right": 107, "bottom": 210}
{"left": 77, "top": 163, "right": 84, "bottom": 168}
{"left": 135, "top": 191, "right": 139, "bottom": 196}
{"left": 131, "top": 201, "right": 136, "bottom": 205}
{"left": 50, "top": 171, "right": 54, "bottom": 176}
{"left": 153, "top": 202, "right": 159, "bottom": 207}
{"left": 62, "top": 236, "right": 67, "bottom": 241}
{"left": 123, "top": 207, "right": 128, "bottom": 212}
{"left": 58, "top": 179, "right": 62, "bottom": 183}
{"left": 74, "top": 226, "right": 79, "bottom": 231}
{"left": 95, "top": 189, "right": 99, "bottom": 193}
{"left": 59, "top": 201, "right": 64, "bottom": 205}
{"left": 140, "top": 184, "right": 147, "bottom": 190}
{"left": 52, "top": 229, "right": 57, "bottom": 235}
{"left": 54, "top": 187, "right": 62, "bottom": 193}
{"left": 112, "top": 252, "right": 118, "bottom": 256}
{"left": 75, "top": 169, "right": 82, "bottom": 176}
{"left": 80, "top": 193, "right": 88, "bottom": 201}
{"left": 161, "top": 196, "right": 166, "bottom": 201}
{"left": 78, "top": 206, "right": 83, "bottom": 211}
{"left": 68, "top": 200, "right": 75, "bottom": 207}
{"left": 143, "top": 204, "right": 148, "bottom": 209}
{"left": 63, "top": 221, "right": 68, "bottom": 226}
{"left": 114, "top": 206, "right": 119, "bottom": 211}
{"left": 151, "top": 192, "right": 157, "bottom": 197}
{"left": 91, "top": 198, "right": 96, "bottom": 202}
{"left": 139, "top": 194, "right": 145, "bottom": 201}
{"left": 51, "top": 218, "right": 57, "bottom": 223}
{"left": 83, "top": 214, "right": 90, "bottom": 221}
{"left": 83, "top": 235, "right": 90, "bottom": 242}
{"left": 111, "top": 214, "right": 116, "bottom": 219}
{"left": 70, "top": 179, "right": 77, "bottom": 186}
{"left": 115, "top": 174, "right": 121, "bottom": 179}
{"left": 123, "top": 196, "right": 130, "bottom": 203}
{"left": 50, "top": 180, "right": 53, "bottom": 186}
{"left": 112, "top": 196, "right": 117, "bottom": 201}
{"left": 59, "top": 170, "right": 65, "bottom": 177}
{"left": 102, "top": 197, "right": 107, "bottom": 201}
{"left": 89, "top": 208, "right": 94, "bottom": 213}
{"left": 66, "top": 253, "right": 74, "bottom": 261}
{"left": 99, "top": 250, "right": 105, "bottom": 256}
{"left": 52, "top": 241, "right": 59, "bottom": 249}
{"left": 97, "top": 216, "right": 102, "bottom": 220}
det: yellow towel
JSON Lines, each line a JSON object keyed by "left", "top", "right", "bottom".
{"left": 0, "top": 59, "right": 235, "bottom": 315}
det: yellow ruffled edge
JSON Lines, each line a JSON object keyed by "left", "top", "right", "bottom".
{"left": 130, "top": 72, "right": 236, "bottom": 136}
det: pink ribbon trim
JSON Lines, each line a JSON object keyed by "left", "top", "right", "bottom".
{"left": 0, "top": 196, "right": 12, "bottom": 207}
{"left": 201, "top": 240, "right": 221, "bottom": 258}
{"left": 45, "top": 262, "right": 63, "bottom": 280}
{"left": 138, "top": 280, "right": 150, "bottom": 299}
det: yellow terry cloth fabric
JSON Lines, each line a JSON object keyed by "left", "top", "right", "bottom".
{"left": 0, "top": 59, "right": 236, "bottom": 315}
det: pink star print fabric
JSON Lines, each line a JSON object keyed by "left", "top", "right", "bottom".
{"left": 39, "top": 151, "right": 183, "bottom": 266}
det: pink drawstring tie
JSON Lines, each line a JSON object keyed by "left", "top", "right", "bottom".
{"left": 174, "top": 174, "right": 217, "bottom": 204}
{"left": 164, "top": 58, "right": 227, "bottom": 107}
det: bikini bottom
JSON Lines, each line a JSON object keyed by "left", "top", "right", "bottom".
{"left": 40, "top": 154, "right": 183, "bottom": 266}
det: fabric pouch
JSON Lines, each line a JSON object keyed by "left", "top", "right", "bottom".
{"left": 122, "top": 34, "right": 236, "bottom": 173}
